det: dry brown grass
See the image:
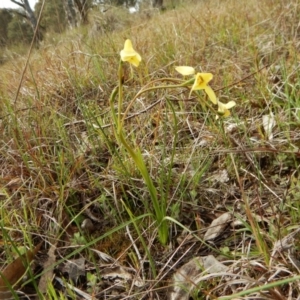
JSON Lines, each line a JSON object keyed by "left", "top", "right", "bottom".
{"left": 0, "top": 0, "right": 299, "bottom": 298}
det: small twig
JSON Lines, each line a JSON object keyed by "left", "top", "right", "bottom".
{"left": 215, "top": 63, "right": 271, "bottom": 92}
{"left": 0, "top": 105, "right": 50, "bottom": 120}
{"left": 213, "top": 147, "right": 300, "bottom": 157}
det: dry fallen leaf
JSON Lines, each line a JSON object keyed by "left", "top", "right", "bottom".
{"left": 262, "top": 112, "right": 276, "bottom": 140}
{"left": 204, "top": 212, "right": 232, "bottom": 241}
{"left": 101, "top": 265, "right": 144, "bottom": 288}
{"left": 0, "top": 242, "right": 42, "bottom": 298}
{"left": 62, "top": 258, "right": 85, "bottom": 284}
{"left": 38, "top": 243, "right": 56, "bottom": 294}
{"left": 170, "top": 255, "right": 228, "bottom": 300}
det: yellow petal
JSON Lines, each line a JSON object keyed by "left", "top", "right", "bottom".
{"left": 225, "top": 101, "right": 236, "bottom": 109}
{"left": 120, "top": 39, "right": 141, "bottom": 67}
{"left": 218, "top": 101, "right": 236, "bottom": 110}
{"left": 200, "top": 73, "right": 213, "bottom": 83}
{"left": 223, "top": 110, "right": 231, "bottom": 117}
{"left": 204, "top": 86, "right": 217, "bottom": 104}
{"left": 175, "top": 66, "right": 195, "bottom": 76}
{"left": 127, "top": 53, "right": 142, "bottom": 67}
{"left": 123, "top": 39, "right": 134, "bottom": 52}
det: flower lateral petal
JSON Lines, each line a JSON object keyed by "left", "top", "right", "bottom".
{"left": 204, "top": 86, "right": 217, "bottom": 104}
{"left": 217, "top": 101, "right": 236, "bottom": 117}
{"left": 128, "top": 53, "right": 142, "bottom": 67}
{"left": 175, "top": 66, "right": 196, "bottom": 76}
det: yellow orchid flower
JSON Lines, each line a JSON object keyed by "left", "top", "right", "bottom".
{"left": 120, "top": 39, "right": 141, "bottom": 67}
{"left": 217, "top": 100, "right": 236, "bottom": 117}
{"left": 176, "top": 66, "right": 217, "bottom": 104}
{"left": 192, "top": 73, "right": 216, "bottom": 104}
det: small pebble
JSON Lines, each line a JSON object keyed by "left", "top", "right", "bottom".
{"left": 81, "top": 218, "right": 95, "bottom": 233}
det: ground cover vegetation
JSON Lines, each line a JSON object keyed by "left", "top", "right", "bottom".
{"left": 0, "top": 0, "right": 300, "bottom": 298}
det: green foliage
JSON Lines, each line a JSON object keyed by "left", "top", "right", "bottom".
{"left": 86, "top": 272, "right": 98, "bottom": 293}
{"left": 70, "top": 232, "right": 87, "bottom": 245}
{"left": 0, "top": 9, "right": 13, "bottom": 46}
{"left": 7, "top": 12, "right": 33, "bottom": 45}
{"left": 102, "top": 0, "right": 138, "bottom": 6}
{"left": 35, "top": 0, "right": 67, "bottom": 33}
